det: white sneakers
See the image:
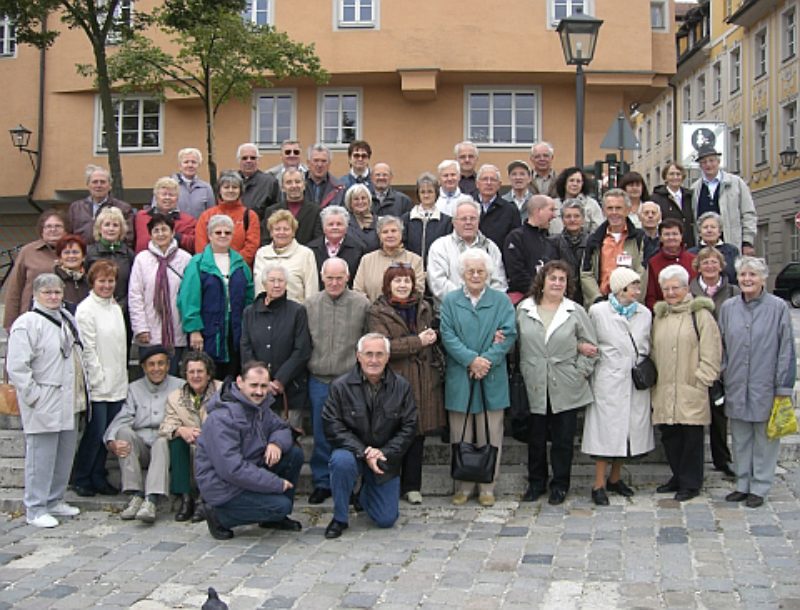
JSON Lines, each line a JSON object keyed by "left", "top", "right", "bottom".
{"left": 120, "top": 495, "right": 144, "bottom": 520}
{"left": 27, "top": 502, "right": 80, "bottom": 528}
{"left": 135, "top": 500, "right": 157, "bottom": 524}
{"left": 27, "top": 514, "right": 59, "bottom": 528}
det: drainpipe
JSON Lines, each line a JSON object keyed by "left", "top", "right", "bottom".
{"left": 25, "top": 16, "right": 47, "bottom": 213}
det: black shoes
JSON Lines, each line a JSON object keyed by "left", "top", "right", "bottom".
{"left": 725, "top": 491, "right": 748, "bottom": 502}
{"left": 606, "top": 479, "right": 635, "bottom": 497}
{"left": 521, "top": 487, "right": 546, "bottom": 502}
{"left": 73, "top": 485, "right": 96, "bottom": 497}
{"left": 548, "top": 488, "right": 567, "bottom": 505}
{"left": 95, "top": 482, "right": 119, "bottom": 496}
{"left": 656, "top": 480, "right": 679, "bottom": 493}
{"left": 191, "top": 501, "right": 206, "bottom": 523}
{"left": 745, "top": 494, "right": 764, "bottom": 508}
{"left": 259, "top": 517, "right": 302, "bottom": 531}
{"left": 175, "top": 494, "right": 195, "bottom": 522}
{"left": 324, "top": 519, "right": 349, "bottom": 539}
{"left": 674, "top": 489, "right": 699, "bottom": 502}
{"left": 204, "top": 503, "right": 234, "bottom": 540}
{"left": 591, "top": 487, "right": 609, "bottom": 506}
{"left": 308, "top": 488, "right": 332, "bottom": 504}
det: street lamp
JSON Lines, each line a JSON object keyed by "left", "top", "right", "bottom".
{"left": 779, "top": 148, "right": 798, "bottom": 170}
{"left": 9, "top": 123, "right": 39, "bottom": 170}
{"left": 557, "top": 12, "right": 603, "bottom": 169}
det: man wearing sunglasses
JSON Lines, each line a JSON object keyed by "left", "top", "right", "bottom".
{"left": 267, "top": 139, "right": 308, "bottom": 182}
{"left": 237, "top": 142, "right": 279, "bottom": 221}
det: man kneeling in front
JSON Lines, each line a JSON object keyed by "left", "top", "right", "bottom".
{"left": 322, "top": 333, "right": 417, "bottom": 539}
{"left": 195, "top": 360, "right": 304, "bottom": 539}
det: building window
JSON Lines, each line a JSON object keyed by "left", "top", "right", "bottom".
{"left": 646, "top": 119, "right": 652, "bottom": 151}
{"left": 665, "top": 100, "right": 673, "bottom": 137}
{"left": 96, "top": 96, "right": 162, "bottom": 153}
{"left": 755, "top": 29, "right": 768, "bottom": 78}
{"left": 712, "top": 62, "right": 722, "bottom": 105}
{"left": 788, "top": 220, "right": 800, "bottom": 262}
{"left": 466, "top": 88, "right": 539, "bottom": 146}
{"left": 755, "top": 116, "right": 768, "bottom": 166}
{"left": 549, "top": 0, "right": 593, "bottom": 25}
{"left": 655, "top": 110, "right": 662, "bottom": 144}
{"left": 337, "top": 0, "right": 377, "bottom": 28}
{"left": 784, "top": 101, "right": 797, "bottom": 154}
{"left": 319, "top": 90, "right": 360, "bottom": 145}
{"left": 783, "top": 8, "right": 796, "bottom": 60}
{"left": 0, "top": 15, "right": 15, "bottom": 57}
{"left": 651, "top": 1, "right": 667, "bottom": 30}
{"left": 101, "top": 0, "right": 134, "bottom": 45}
{"left": 683, "top": 84, "right": 691, "bottom": 119}
{"left": 243, "top": 0, "right": 273, "bottom": 25}
{"left": 696, "top": 74, "right": 706, "bottom": 115}
{"left": 729, "top": 47, "right": 741, "bottom": 93}
{"left": 729, "top": 128, "right": 741, "bottom": 173}
{"left": 254, "top": 91, "right": 295, "bottom": 149}
{"left": 758, "top": 222, "right": 769, "bottom": 264}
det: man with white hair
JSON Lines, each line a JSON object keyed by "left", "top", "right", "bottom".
{"left": 435, "top": 159, "right": 465, "bottom": 216}
{"left": 237, "top": 142, "right": 279, "bottom": 220}
{"left": 475, "top": 164, "right": 520, "bottom": 249}
{"left": 427, "top": 197, "right": 507, "bottom": 307}
{"left": 455, "top": 141, "right": 480, "bottom": 199}
{"left": 173, "top": 148, "right": 215, "bottom": 219}
{"left": 68, "top": 165, "right": 135, "bottom": 246}
{"left": 529, "top": 141, "right": 558, "bottom": 197}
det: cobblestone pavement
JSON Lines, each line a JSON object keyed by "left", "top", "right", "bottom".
{"left": 1, "top": 464, "right": 800, "bottom": 609}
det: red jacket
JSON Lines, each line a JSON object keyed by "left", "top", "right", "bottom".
{"left": 646, "top": 248, "right": 697, "bottom": 310}
{"left": 134, "top": 207, "right": 196, "bottom": 254}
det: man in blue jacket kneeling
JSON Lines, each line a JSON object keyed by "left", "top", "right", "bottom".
{"left": 195, "top": 360, "right": 304, "bottom": 539}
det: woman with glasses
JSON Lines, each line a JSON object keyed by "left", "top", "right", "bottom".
{"left": 402, "top": 172, "right": 453, "bottom": 268}
{"left": 344, "top": 184, "right": 380, "bottom": 252}
{"left": 179, "top": 214, "right": 254, "bottom": 379}
{"left": 353, "top": 216, "right": 425, "bottom": 303}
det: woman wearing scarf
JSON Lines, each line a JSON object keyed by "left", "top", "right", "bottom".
{"left": 72, "top": 260, "right": 128, "bottom": 498}
{"left": 85, "top": 206, "right": 135, "bottom": 321}
{"left": 582, "top": 267, "right": 655, "bottom": 505}
{"left": 53, "top": 234, "right": 90, "bottom": 313}
{"left": 344, "top": 183, "right": 380, "bottom": 252}
{"left": 7, "top": 273, "right": 88, "bottom": 527}
{"left": 368, "top": 263, "right": 445, "bottom": 504}
{"left": 128, "top": 212, "right": 192, "bottom": 376}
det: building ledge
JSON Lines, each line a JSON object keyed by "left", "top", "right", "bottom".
{"left": 397, "top": 68, "right": 439, "bottom": 101}
{"left": 726, "top": 0, "right": 780, "bottom": 27}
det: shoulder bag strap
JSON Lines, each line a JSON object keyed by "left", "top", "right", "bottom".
{"left": 477, "top": 379, "right": 491, "bottom": 446}
{"left": 626, "top": 330, "right": 640, "bottom": 360}
{"left": 459, "top": 377, "right": 478, "bottom": 442}
{"left": 690, "top": 311, "right": 700, "bottom": 341}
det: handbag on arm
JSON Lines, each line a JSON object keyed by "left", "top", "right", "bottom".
{"left": 627, "top": 331, "right": 657, "bottom": 390}
{"left": 450, "top": 379, "right": 498, "bottom": 484}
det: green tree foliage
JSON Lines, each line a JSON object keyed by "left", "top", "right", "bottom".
{"left": 107, "top": 0, "right": 328, "bottom": 188}
{"left": 0, "top": 0, "right": 142, "bottom": 198}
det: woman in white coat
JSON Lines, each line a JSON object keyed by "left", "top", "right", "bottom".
{"left": 582, "top": 267, "right": 655, "bottom": 505}
{"left": 7, "top": 273, "right": 88, "bottom": 527}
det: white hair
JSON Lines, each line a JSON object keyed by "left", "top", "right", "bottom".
{"left": 458, "top": 247, "right": 494, "bottom": 278}
{"left": 85, "top": 164, "right": 111, "bottom": 184}
{"left": 453, "top": 196, "right": 480, "bottom": 218}
{"left": 320, "top": 205, "right": 350, "bottom": 226}
{"left": 178, "top": 148, "right": 203, "bottom": 164}
{"left": 476, "top": 164, "right": 501, "bottom": 182}
{"left": 454, "top": 141, "right": 478, "bottom": 158}
{"left": 357, "top": 332, "right": 391, "bottom": 355}
{"left": 530, "top": 141, "right": 554, "bottom": 156}
{"left": 658, "top": 264, "right": 690, "bottom": 288}
{"left": 207, "top": 214, "right": 234, "bottom": 236}
{"left": 321, "top": 256, "right": 350, "bottom": 277}
{"left": 735, "top": 256, "right": 768, "bottom": 280}
{"left": 236, "top": 142, "right": 260, "bottom": 159}
{"left": 259, "top": 263, "right": 289, "bottom": 287}
{"left": 437, "top": 159, "right": 460, "bottom": 174}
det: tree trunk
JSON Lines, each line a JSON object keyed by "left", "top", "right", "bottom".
{"left": 93, "top": 41, "right": 125, "bottom": 200}
{"left": 204, "top": 68, "right": 217, "bottom": 193}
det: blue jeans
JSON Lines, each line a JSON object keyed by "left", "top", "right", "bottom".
{"left": 213, "top": 445, "right": 304, "bottom": 529}
{"left": 309, "top": 376, "right": 332, "bottom": 490}
{"left": 329, "top": 449, "right": 400, "bottom": 528}
{"left": 73, "top": 400, "right": 124, "bottom": 489}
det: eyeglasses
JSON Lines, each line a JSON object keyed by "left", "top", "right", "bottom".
{"left": 283, "top": 149, "right": 301, "bottom": 155}
{"left": 389, "top": 262, "right": 411, "bottom": 269}
{"left": 40, "top": 290, "right": 64, "bottom": 296}
{"left": 351, "top": 152, "right": 369, "bottom": 159}
{"left": 213, "top": 230, "right": 233, "bottom": 236}
{"left": 240, "top": 156, "right": 258, "bottom": 161}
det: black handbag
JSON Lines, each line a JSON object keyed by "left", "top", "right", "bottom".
{"left": 628, "top": 331, "right": 658, "bottom": 390}
{"left": 451, "top": 380, "right": 499, "bottom": 484}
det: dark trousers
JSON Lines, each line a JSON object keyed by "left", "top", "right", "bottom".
{"left": 709, "top": 400, "right": 732, "bottom": 469}
{"left": 329, "top": 449, "right": 399, "bottom": 527}
{"left": 528, "top": 404, "right": 578, "bottom": 493}
{"left": 400, "top": 435, "right": 424, "bottom": 494}
{"left": 213, "top": 445, "right": 304, "bottom": 529}
{"left": 660, "top": 424, "right": 704, "bottom": 491}
{"left": 168, "top": 438, "right": 192, "bottom": 495}
{"left": 72, "top": 400, "right": 124, "bottom": 489}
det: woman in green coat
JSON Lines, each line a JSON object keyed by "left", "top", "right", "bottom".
{"left": 440, "top": 248, "right": 516, "bottom": 508}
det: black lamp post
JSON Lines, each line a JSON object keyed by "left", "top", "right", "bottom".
{"left": 9, "top": 123, "right": 39, "bottom": 170}
{"left": 779, "top": 148, "right": 798, "bottom": 171}
{"left": 557, "top": 12, "right": 603, "bottom": 169}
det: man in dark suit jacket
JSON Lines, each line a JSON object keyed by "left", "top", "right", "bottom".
{"left": 261, "top": 168, "right": 323, "bottom": 246}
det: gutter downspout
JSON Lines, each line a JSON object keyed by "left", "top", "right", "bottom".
{"left": 26, "top": 16, "right": 47, "bottom": 213}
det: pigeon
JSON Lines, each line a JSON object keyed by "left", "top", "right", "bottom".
{"left": 201, "top": 587, "right": 228, "bottom": 610}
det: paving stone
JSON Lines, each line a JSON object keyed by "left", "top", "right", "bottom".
{"left": 521, "top": 554, "right": 553, "bottom": 565}
{"left": 341, "top": 592, "right": 379, "bottom": 608}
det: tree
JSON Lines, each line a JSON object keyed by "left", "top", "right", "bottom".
{"left": 107, "top": 0, "right": 328, "bottom": 189}
{"left": 0, "top": 0, "right": 141, "bottom": 198}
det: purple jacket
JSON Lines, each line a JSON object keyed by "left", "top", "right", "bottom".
{"left": 195, "top": 379, "right": 293, "bottom": 506}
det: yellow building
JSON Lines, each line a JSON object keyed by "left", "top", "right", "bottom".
{"left": 2, "top": 0, "right": 675, "bottom": 215}
{"left": 635, "top": 0, "right": 800, "bottom": 278}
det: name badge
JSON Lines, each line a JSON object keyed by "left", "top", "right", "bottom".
{"left": 616, "top": 254, "right": 632, "bottom": 267}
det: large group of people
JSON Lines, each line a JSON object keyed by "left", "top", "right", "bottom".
{"left": 5, "top": 137, "right": 795, "bottom": 542}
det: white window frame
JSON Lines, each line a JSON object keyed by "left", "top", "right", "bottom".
{"left": 101, "top": 0, "right": 134, "bottom": 45}
{"left": 784, "top": 100, "right": 798, "bottom": 154}
{"left": 729, "top": 46, "right": 741, "bottom": 93}
{"left": 696, "top": 73, "right": 706, "bottom": 115}
{"left": 317, "top": 88, "right": 362, "bottom": 147}
{"left": 548, "top": 0, "right": 594, "bottom": 27}
{"left": 94, "top": 95, "right": 163, "bottom": 154}
{"left": 242, "top": 0, "right": 274, "bottom": 26}
{"left": 754, "top": 115, "right": 768, "bottom": 166}
{"left": 712, "top": 61, "right": 722, "bottom": 105}
{"left": 665, "top": 100, "right": 673, "bottom": 137}
{"left": 464, "top": 87, "right": 541, "bottom": 148}
{"left": 783, "top": 7, "right": 796, "bottom": 61}
{"left": 335, "top": 0, "right": 379, "bottom": 29}
{"left": 0, "top": 15, "right": 15, "bottom": 58}
{"left": 729, "top": 127, "right": 741, "bottom": 173}
{"left": 650, "top": 1, "right": 668, "bottom": 30}
{"left": 683, "top": 84, "right": 692, "bottom": 120}
{"left": 754, "top": 28, "right": 768, "bottom": 79}
{"left": 253, "top": 89, "right": 296, "bottom": 150}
